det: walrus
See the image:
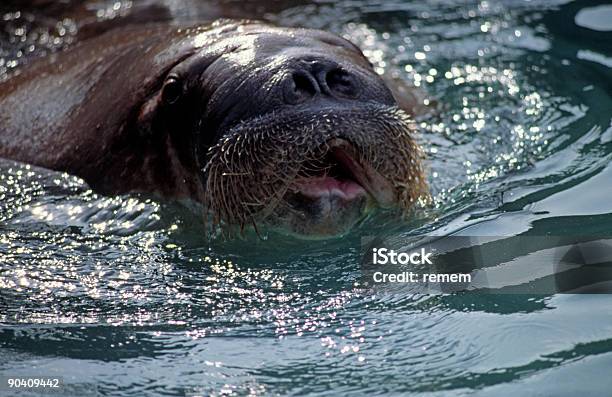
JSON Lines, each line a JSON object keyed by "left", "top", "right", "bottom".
{"left": 0, "top": 19, "right": 428, "bottom": 237}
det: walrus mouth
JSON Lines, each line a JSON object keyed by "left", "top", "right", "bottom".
{"left": 290, "top": 138, "right": 395, "bottom": 208}
{"left": 200, "top": 104, "right": 428, "bottom": 236}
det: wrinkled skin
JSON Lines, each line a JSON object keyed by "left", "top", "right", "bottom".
{"left": 0, "top": 19, "right": 427, "bottom": 237}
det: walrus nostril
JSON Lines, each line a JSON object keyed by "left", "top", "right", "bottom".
{"left": 284, "top": 72, "right": 318, "bottom": 104}
{"left": 325, "top": 68, "right": 360, "bottom": 98}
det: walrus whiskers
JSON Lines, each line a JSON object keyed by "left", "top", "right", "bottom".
{"left": 201, "top": 105, "right": 428, "bottom": 233}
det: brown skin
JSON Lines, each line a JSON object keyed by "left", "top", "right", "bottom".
{"left": 0, "top": 23, "right": 207, "bottom": 199}
{"left": 0, "top": 20, "right": 427, "bottom": 237}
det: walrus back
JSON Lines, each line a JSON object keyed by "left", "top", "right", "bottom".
{"left": 0, "top": 24, "right": 196, "bottom": 181}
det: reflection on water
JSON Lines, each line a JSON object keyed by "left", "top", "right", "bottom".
{"left": 1, "top": 0, "right": 612, "bottom": 395}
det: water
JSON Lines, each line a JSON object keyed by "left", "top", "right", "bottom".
{"left": 1, "top": 0, "right": 612, "bottom": 395}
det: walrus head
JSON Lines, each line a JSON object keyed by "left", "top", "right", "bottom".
{"left": 140, "top": 20, "right": 427, "bottom": 237}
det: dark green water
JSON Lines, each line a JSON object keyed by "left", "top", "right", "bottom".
{"left": 1, "top": 0, "right": 612, "bottom": 395}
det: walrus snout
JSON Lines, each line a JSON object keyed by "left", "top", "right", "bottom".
{"left": 202, "top": 101, "right": 427, "bottom": 237}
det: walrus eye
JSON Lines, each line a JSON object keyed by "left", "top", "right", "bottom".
{"left": 162, "top": 76, "right": 183, "bottom": 105}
